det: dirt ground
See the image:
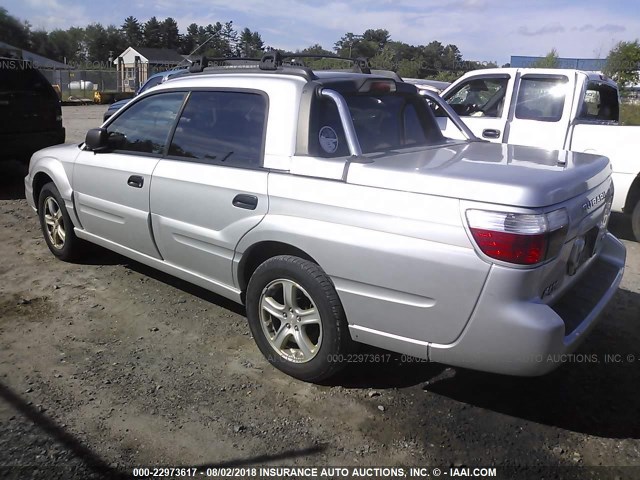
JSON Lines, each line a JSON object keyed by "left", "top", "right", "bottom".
{"left": 1, "top": 105, "right": 639, "bottom": 479}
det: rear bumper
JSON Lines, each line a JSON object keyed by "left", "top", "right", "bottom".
{"left": 428, "top": 232, "right": 626, "bottom": 375}
{"left": 0, "top": 128, "right": 65, "bottom": 159}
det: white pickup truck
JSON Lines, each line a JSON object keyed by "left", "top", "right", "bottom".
{"left": 435, "top": 68, "right": 640, "bottom": 241}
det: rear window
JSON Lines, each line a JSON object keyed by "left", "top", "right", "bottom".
{"left": 0, "top": 62, "right": 53, "bottom": 94}
{"left": 312, "top": 93, "right": 445, "bottom": 156}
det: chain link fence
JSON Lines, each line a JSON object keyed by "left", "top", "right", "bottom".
{"left": 40, "top": 69, "right": 119, "bottom": 101}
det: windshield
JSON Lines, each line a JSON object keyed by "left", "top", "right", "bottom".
{"left": 313, "top": 93, "right": 445, "bottom": 157}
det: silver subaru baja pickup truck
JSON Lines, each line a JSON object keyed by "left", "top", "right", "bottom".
{"left": 24, "top": 53, "right": 626, "bottom": 382}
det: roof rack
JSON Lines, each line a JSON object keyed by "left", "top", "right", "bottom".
{"left": 277, "top": 53, "right": 407, "bottom": 81}
{"left": 184, "top": 52, "right": 403, "bottom": 82}
{"left": 186, "top": 53, "right": 316, "bottom": 80}
{"left": 188, "top": 56, "right": 262, "bottom": 73}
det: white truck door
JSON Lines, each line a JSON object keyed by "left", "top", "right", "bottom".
{"left": 505, "top": 72, "right": 577, "bottom": 148}
{"left": 437, "top": 74, "right": 513, "bottom": 141}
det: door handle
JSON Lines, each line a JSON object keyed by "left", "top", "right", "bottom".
{"left": 482, "top": 129, "right": 501, "bottom": 139}
{"left": 127, "top": 175, "right": 144, "bottom": 188}
{"left": 232, "top": 194, "right": 258, "bottom": 210}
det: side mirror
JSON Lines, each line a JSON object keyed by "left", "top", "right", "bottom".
{"left": 85, "top": 128, "right": 109, "bottom": 152}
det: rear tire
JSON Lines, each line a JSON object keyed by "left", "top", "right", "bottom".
{"left": 246, "top": 255, "right": 356, "bottom": 382}
{"left": 632, "top": 200, "right": 640, "bottom": 243}
{"left": 38, "top": 182, "right": 85, "bottom": 261}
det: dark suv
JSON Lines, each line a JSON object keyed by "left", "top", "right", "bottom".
{"left": 0, "top": 56, "right": 65, "bottom": 162}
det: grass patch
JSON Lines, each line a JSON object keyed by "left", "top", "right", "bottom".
{"left": 620, "top": 103, "right": 640, "bottom": 126}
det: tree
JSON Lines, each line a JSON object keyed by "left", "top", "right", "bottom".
{"left": 219, "top": 21, "right": 238, "bottom": 56}
{"left": 84, "top": 23, "right": 124, "bottom": 63}
{"left": 180, "top": 23, "right": 199, "bottom": 54}
{"left": 143, "top": 16, "right": 162, "bottom": 48}
{"left": 160, "top": 17, "right": 180, "bottom": 50}
{"left": 105, "top": 25, "right": 126, "bottom": 59}
{"left": 121, "top": 16, "right": 143, "bottom": 47}
{"left": 48, "top": 29, "right": 82, "bottom": 63}
{"left": 199, "top": 22, "right": 226, "bottom": 57}
{"left": 29, "top": 30, "right": 53, "bottom": 58}
{"left": 238, "top": 28, "right": 264, "bottom": 57}
{"left": 298, "top": 44, "right": 332, "bottom": 55}
{"left": 370, "top": 41, "right": 413, "bottom": 71}
{"left": 0, "top": 7, "right": 30, "bottom": 50}
{"left": 84, "top": 23, "right": 108, "bottom": 61}
{"left": 293, "top": 44, "right": 344, "bottom": 70}
{"left": 421, "top": 41, "right": 445, "bottom": 73}
{"left": 605, "top": 40, "right": 640, "bottom": 88}
{"left": 362, "top": 28, "right": 390, "bottom": 51}
{"left": 442, "top": 44, "right": 462, "bottom": 71}
{"left": 334, "top": 33, "right": 363, "bottom": 57}
{"left": 532, "top": 48, "right": 559, "bottom": 68}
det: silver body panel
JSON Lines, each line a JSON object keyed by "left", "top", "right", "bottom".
{"left": 150, "top": 159, "right": 268, "bottom": 288}
{"left": 73, "top": 150, "right": 162, "bottom": 259}
{"left": 347, "top": 142, "right": 611, "bottom": 207}
{"left": 25, "top": 71, "right": 626, "bottom": 376}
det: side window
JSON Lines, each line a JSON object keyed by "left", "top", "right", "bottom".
{"left": 168, "top": 91, "right": 267, "bottom": 168}
{"left": 309, "top": 98, "right": 349, "bottom": 158}
{"left": 515, "top": 76, "right": 568, "bottom": 122}
{"left": 106, "top": 92, "right": 186, "bottom": 155}
{"left": 313, "top": 94, "right": 443, "bottom": 156}
{"left": 444, "top": 77, "right": 509, "bottom": 118}
{"left": 579, "top": 82, "right": 619, "bottom": 122}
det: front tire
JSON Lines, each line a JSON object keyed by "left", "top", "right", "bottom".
{"left": 246, "top": 255, "right": 356, "bottom": 382}
{"left": 632, "top": 200, "right": 640, "bottom": 243}
{"left": 38, "top": 182, "right": 85, "bottom": 261}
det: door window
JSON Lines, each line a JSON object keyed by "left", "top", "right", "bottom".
{"left": 106, "top": 92, "right": 186, "bottom": 155}
{"left": 515, "top": 76, "right": 568, "bottom": 122}
{"left": 168, "top": 91, "right": 267, "bottom": 168}
{"left": 578, "top": 82, "right": 619, "bottom": 122}
{"left": 444, "top": 77, "right": 509, "bottom": 118}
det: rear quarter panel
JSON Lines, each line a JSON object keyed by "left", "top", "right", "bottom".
{"left": 236, "top": 170, "right": 491, "bottom": 345}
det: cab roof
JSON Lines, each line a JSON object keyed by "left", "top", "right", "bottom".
{"left": 453, "top": 67, "right": 618, "bottom": 89}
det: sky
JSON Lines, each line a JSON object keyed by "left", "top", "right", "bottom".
{"left": 4, "top": 0, "right": 640, "bottom": 65}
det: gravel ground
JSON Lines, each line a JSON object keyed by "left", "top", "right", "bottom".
{"left": 0, "top": 105, "right": 639, "bottom": 479}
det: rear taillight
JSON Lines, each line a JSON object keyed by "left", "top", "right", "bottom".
{"left": 466, "top": 209, "right": 569, "bottom": 266}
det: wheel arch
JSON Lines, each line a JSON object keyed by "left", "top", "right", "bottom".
{"left": 623, "top": 173, "right": 640, "bottom": 215}
{"left": 32, "top": 171, "right": 55, "bottom": 209}
{"left": 29, "top": 157, "right": 74, "bottom": 209}
{"left": 237, "top": 240, "right": 320, "bottom": 301}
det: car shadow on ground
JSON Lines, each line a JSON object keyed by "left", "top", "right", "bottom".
{"left": 77, "top": 248, "right": 246, "bottom": 316}
{"left": 79, "top": 242, "right": 639, "bottom": 440}
{"left": 0, "top": 160, "right": 28, "bottom": 201}
{"left": 69, "top": 244, "right": 246, "bottom": 314}
{"left": 337, "top": 288, "right": 640, "bottom": 439}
